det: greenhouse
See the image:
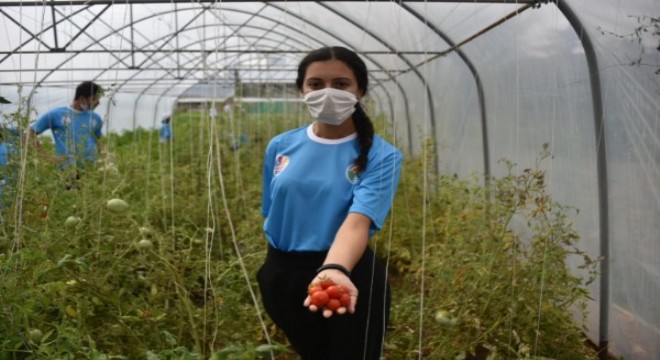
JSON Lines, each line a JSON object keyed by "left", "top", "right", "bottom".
{"left": 0, "top": 0, "right": 658, "bottom": 359}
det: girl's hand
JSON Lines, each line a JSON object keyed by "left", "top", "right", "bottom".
{"left": 303, "top": 269, "right": 358, "bottom": 318}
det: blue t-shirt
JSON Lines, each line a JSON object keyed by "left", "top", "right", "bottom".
{"left": 262, "top": 124, "right": 403, "bottom": 252}
{"left": 0, "top": 128, "right": 20, "bottom": 175}
{"left": 0, "top": 142, "right": 17, "bottom": 207}
{"left": 30, "top": 106, "right": 103, "bottom": 167}
{"left": 160, "top": 123, "right": 172, "bottom": 141}
{"left": 0, "top": 143, "right": 12, "bottom": 166}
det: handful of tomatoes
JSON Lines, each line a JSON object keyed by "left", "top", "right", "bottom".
{"left": 307, "top": 277, "right": 351, "bottom": 312}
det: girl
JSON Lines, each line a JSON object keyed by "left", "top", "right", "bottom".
{"left": 258, "top": 46, "right": 403, "bottom": 360}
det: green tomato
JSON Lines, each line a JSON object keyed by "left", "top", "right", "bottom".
{"left": 137, "top": 239, "right": 153, "bottom": 250}
{"left": 138, "top": 226, "right": 153, "bottom": 236}
{"left": 106, "top": 198, "right": 129, "bottom": 213}
{"left": 64, "top": 216, "right": 81, "bottom": 228}
{"left": 28, "top": 328, "right": 43, "bottom": 343}
{"left": 434, "top": 310, "right": 457, "bottom": 326}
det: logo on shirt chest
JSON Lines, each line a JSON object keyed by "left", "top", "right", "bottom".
{"left": 345, "top": 165, "right": 360, "bottom": 184}
{"left": 273, "top": 154, "right": 289, "bottom": 175}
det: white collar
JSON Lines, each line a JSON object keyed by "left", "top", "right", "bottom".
{"left": 306, "top": 123, "right": 357, "bottom": 145}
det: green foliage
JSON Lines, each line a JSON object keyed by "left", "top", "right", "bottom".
{"left": 0, "top": 107, "right": 598, "bottom": 359}
{"left": 0, "top": 109, "right": 289, "bottom": 359}
{"left": 383, "top": 143, "right": 598, "bottom": 359}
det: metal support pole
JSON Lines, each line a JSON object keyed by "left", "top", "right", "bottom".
{"left": 556, "top": 2, "right": 609, "bottom": 359}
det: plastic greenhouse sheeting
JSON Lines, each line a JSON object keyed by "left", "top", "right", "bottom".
{"left": 0, "top": 1, "right": 658, "bottom": 359}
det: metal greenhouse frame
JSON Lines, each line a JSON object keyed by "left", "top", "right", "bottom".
{"left": 1, "top": 1, "right": 658, "bottom": 359}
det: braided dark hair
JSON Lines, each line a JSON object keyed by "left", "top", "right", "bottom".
{"left": 296, "top": 46, "right": 374, "bottom": 173}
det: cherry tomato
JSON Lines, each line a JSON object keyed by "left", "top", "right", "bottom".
{"left": 310, "top": 290, "right": 329, "bottom": 307}
{"left": 340, "top": 293, "right": 351, "bottom": 307}
{"left": 325, "top": 285, "right": 343, "bottom": 299}
{"left": 326, "top": 298, "right": 341, "bottom": 311}
{"left": 308, "top": 285, "right": 323, "bottom": 296}
{"left": 319, "top": 278, "right": 334, "bottom": 289}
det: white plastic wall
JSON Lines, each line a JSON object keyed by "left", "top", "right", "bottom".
{"left": 369, "top": 2, "right": 659, "bottom": 358}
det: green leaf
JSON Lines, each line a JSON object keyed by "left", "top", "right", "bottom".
{"left": 145, "top": 351, "right": 160, "bottom": 360}
{"left": 211, "top": 345, "right": 242, "bottom": 360}
{"left": 57, "top": 254, "right": 73, "bottom": 267}
{"left": 0, "top": 96, "right": 10, "bottom": 104}
{"left": 162, "top": 330, "right": 177, "bottom": 346}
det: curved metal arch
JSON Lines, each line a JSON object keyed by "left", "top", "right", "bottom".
{"left": 264, "top": 2, "right": 414, "bottom": 154}
{"left": 368, "top": 83, "right": 397, "bottom": 144}
{"left": 117, "top": 4, "right": 307, "bottom": 84}
{"left": 313, "top": 1, "right": 434, "bottom": 161}
{"left": 9, "top": 3, "right": 135, "bottom": 102}
{"left": 554, "top": 2, "right": 609, "bottom": 359}
{"left": 1, "top": 1, "right": 545, "bottom": 5}
{"left": 167, "top": 12, "right": 309, "bottom": 80}
{"left": 128, "top": 4, "right": 293, "bottom": 109}
{"left": 79, "top": 8, "right": 258, "bottom": 83}
{"left": 49, "top": 5, "right": 144, "bottom": 70}
{"left": 126, "top": 3, "right": 408, "bottom": 138}
{"left": 93, "top": 25, "right": 308, "bottom": 89}
{"left": 135, "top": 18, "right": 306, "bottom": 94}
{"left": 135, "top": 40, "right": 300, "bottom": 99}
{"left": 114, "top": 3, "right": 351, "bottom": 96}
{"left": 400, "top": 3, "right": 490, "bottom": 179}
{"left": 130, "top": 25, "right": 308, "bottom": 127}
{"left": 15, "top": 1, "right": 409, "bottom": 151}
{"left": 0, "top": 4, "right": 93, "bottom": 64}
{"left": 23, "top": 4, "right": 209, "bottom": 96}
{"left": 93, "top": 4, "right": 307, "bottom": 95}
{"left": 25, "top": 2, "right": 268, "bottom": 92}
{"left": 126, "top": 3, "right": 226, "bottom": 71}
{"left": 132, "top": 42, "right": 305, "bottom": 126}
{"left": 143, "top": 46, "right": 299, "bottom": 148}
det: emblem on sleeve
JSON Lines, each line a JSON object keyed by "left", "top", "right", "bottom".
{"left": 273, "top": 154, "right": 289, "bottom": 175}
{"left": 345, "top": 164, "right": 359, "bottom": 184}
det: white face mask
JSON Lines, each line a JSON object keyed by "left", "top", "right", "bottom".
{"left": 303, "top": 88, "right": 358, "bottom": 126}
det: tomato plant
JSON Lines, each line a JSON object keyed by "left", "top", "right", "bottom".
{"left": 0, "top": 107, "right": 598, "bottom": 359}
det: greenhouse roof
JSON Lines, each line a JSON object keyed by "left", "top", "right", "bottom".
{"left": 1, "top": 0, "right": 581, "bottom": 96}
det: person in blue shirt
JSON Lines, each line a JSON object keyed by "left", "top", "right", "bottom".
{"left": 29, "top": 81, "right": 104, "bottom": 188}
{"left": 258, "top": 46, "right": 403, "bottom": 360}
{"left": 0, "top": 126, "right": 19, "bottom": 209}
{"left": 159, "top": 115, "right": 172, "bottom": 143}
{"left": 0, "top": 126, "right": 18, "bottom": 166}
{"left": 0, "top": 142, "right": 12, "bottom": 167}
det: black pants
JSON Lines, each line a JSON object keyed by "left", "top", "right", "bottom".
{"left": 257, "top": 245, "right": 391, "bottom": 360}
